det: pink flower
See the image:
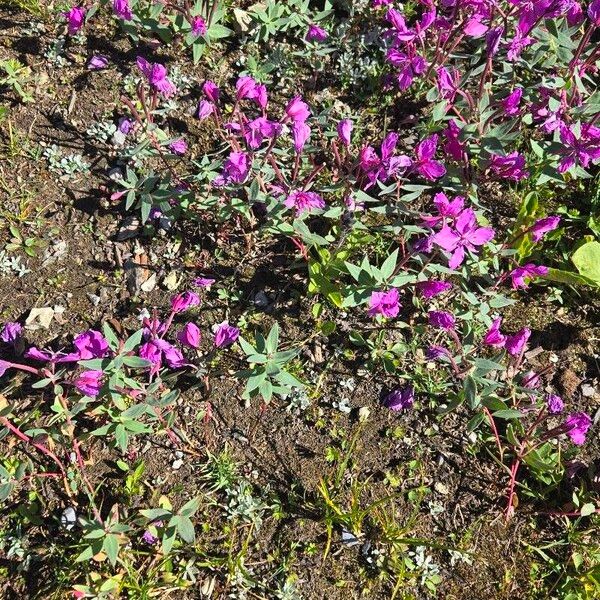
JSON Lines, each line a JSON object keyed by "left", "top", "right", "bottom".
{"left": 197, "top": 100, "right": 214, "bottom": 120}
{"left": 588, "top": 0, "right": 600, "bottom": 24}
{"left": 136, "top": 57, "right": 176, "bottom": 97}
{"left": 530, "top": 216, "right": 560, "bottom": 242}
{"left": 428, "top": 310, "right": 455, "bottom": 330}
{"left": 504, "top": 328, "right": 530, "bottom": 356}
{"left": 87, "top": 55, "right": 109, "bottom": 70}
{"left": 177, "top": 323, "right": 201, "bottom": 349}
{"left": 421, "top": 192, "right": 465, "bottom": 228}
{"left": 291, "top": 122, "right": 311, "bottom": 153}
{"left": 236, "top": 76, "right": 259, "bottom": 99}
{"left": 564, "top": 412, "right": 592, "bottom": 445}
{"left": 213, "top": 151, "right": 250, "bottom": 186}
{"left": 73, "top": 330, "right": 110, "bottom": 359}
{"left": 193, "top": 277, "right": 215, "bottom": 288}
{"left": 546, "top": 394, "right": 564, "bottom": 414}
{"left": 191, "top": 16, "right": 207, "bottom": 36}
{"left": 413, "top": 135, "right": 446, "bottom": 180}
{"left": 285, "top": 97, "right": 310, "bottom": 123}
{"left": 214, "top": 321, "right": 240, "bottom": 348}
{"left": 75, "top": 370, "right": 103, "bottom": 396}
{"left": 245, "top": 117, "right": 281, "bottom": 149}
{"left": 169, "top": 138, "right": 188, "bottom": 155}
{"left": 284, "top": 190, "right": 325, "bottom": 215}
{"left": 153, "top": 339, "right": 187, "bottom": 368}
{"left": 433, "top": 208, "right": 495, "bottom": 269}
{"left": 483, "top": 318, "right": 506, "bottom": 347}
{"left": 489, "top": 152, "right": 528, "bottom": 180}
{"left": 443, "top": 119, "right": 467, "bottom": 161}
{"left": 171, "top": 291, "right": 200, "bottom": 313}
{"left": 509, "top": 264, "right": 549, "bottom": 289}
{"left": 416, "top": 280, "right": 452, "bottom": 298}
{"left": 139, "top": 341, "right": 162, "bottom": 373}
{"left": 1, "top": 322, "right": 22, "bottom": 344}
{"left": 359, "top": 133, "right": 411, "bottom": 188}
{"left": 202, "top": 80, "right": 220, "bottom": 103}
{"left": 368, "top": 289, "right": 400, "bottom": 318}
{"left": 337, "top": 119, "right": 353, "bottom": 147}
{"left": 502, "top": 88, "right": 523, "bottom": 116}
{"left": 306, "top": 24, "right": 328, "bottom": 42}
{"left": 113, "top": 0, "right": 132, "bottom": 20}
{"left": 63, "top": 6, "right": 86, "bottom": 35}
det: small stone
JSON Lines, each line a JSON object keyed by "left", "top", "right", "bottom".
{"left": 60, "top": 507, "right": 77, "bottom": 530}
{"left": 358, "top": 406, "right": 370, "bottom": 422}
{"left": 172, "top": 459, "right": 184, "bottom": 470}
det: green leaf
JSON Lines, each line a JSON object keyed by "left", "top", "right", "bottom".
{"left": 580, "top": 503, "right": 596, "bottom": 517}
{"left": 103, "top": 534, "right": 119, "bottom": 566}
{"left": 102, "top": 323, "right": 120, "bottom": 351}
{"left": 179, "top": 496, "right": 201, "bottom": 517}
{"left": 492, "top": 409, "right": 524, "bottom": 420}
{"left": 176, "top": 516, "right": 196, "bottom": 543}
{"left": 572, "top": 241, "right": 600, "bottom": 284}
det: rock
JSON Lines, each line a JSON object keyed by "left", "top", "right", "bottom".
{"left": 25, "top": 306, "right": 56, "bottom": 330}
{"left": 60, "top": 507, "right": 77, "bottom": 530}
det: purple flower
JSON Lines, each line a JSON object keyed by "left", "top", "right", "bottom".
{"left": 214, "top": 321, "right": 240, "bottom": 348}
{"left": 191, "top": 16, "right": 207, "bottom": 36}
{"left": 444, "top": 119, "right": 467, "bottom": 161}
{"left": 505, "top": 328, "right": 530, "bottom": 356}
{"left": 177, "top": 323, "right": 201, "bottom": 349}
{"left": 588, "top": 0, "right": 600, "bottom": 24}
{"left": 285, "top": 97, "right": 311, "bottom": 123}
{"left": 291, "top": 122, "right": 311, "bottom": 153}
{"left": 284, "top": 191, "right": 325, "bottom": 215}
{"left": 25, "top": 347, "right": 58, "bottom": 362}
{"left": 433, "top": 208, "right": 495, "bottom": 269}
{"left": 202, "top": 80, "right": 220, "bottom": 103}
{"left": 436, "top": 66, "right": 460, "bottom": 103}
{"left": 509, "top": 264, "right": 549, "bottom": 289}
{"left": 75, "top": 370, "right": 103, "bottom": 396}
{"left": 213, "top": 151, "right": 250, "bottom": 186}
{"left": 502, "top": 88, "right": 523, "bottom": 116}
{"left": 87, "top": 55, "right": 109, "bottom": 70}
{"left": 113, "top": 0, "right": 132, "bottom": 20}
{"left": 557, "top": 123, "right": 600, "bottom": 173}
{"left": 486, "top": 26, "right": 504, "bottom": 57}
{"left": 564, "top": 412, "right": 592, "bottom": 445}
{"left": 142, "top": 529, "right": 159, "bottom": 545}
{"left": 245, "top": 117, "right": 282, "bottom": 149}
{"left": 236, "top": 76, "right": 259, "bottom": 100}
{"left": 193, "top": 277, "right": 215, "bottom": 288}
{"left": 63, "top": 6, "right": 86, "bottom": 36}
{"left": 426, "top": 345, "right": 449, "bottom": 360}
{"left": 489, "top": 152, "right": 528, "bottom": 180}
{"left": 1, "top": 322, "right": 22, "bottom": 344}
{"left": 368, "top": 289, "right": 400, "bottom": 318}
{"left": 0, "top": 360, "right": 10, "bottom": 377}
{"left": 421, "top": 192, "right": 465, "bottom": 228}
{"left": 153, "top": 339, "right": 187, "bottom": 369}
{"left": 416, "top": 280, "right": 452, "bottom": 299}
{"left": 413, "top": 135, "right": 446, "bottom": 180}
{"left": 171, "top": 291, "right": 201, "bottom": 313}
{"left": 522, "top": 370, "right": 540, "bottom": 389}
{"left": 77, "top": 330, "right": 109, "bottom": 357}
{"left": 306, "top": 24, "right": 328, "bottom": 42}
{"left": 169, "top": 138, "right": 188, "bottom": 155}
{"left": 359, "top": 133, "right": 411, "bottom": 188}
{"left": 139, "top": 342, "right": 162, "bottom": 373}
{"left": 197, "top": 100, "right": 214, "bottom": 120}
{"left": 383, "top": 386, "right": 414, "bottom": 411}
{"left": 337, "top": 119, "right": 353, "bottom": 147}
{"left": 483, "top": 318, "right": 506, "bottom": 347}
{"left": 530, "top": 216, "right": 560, "bottom": 242}
{"left": 137, "top": 57, "right": 176, "bottom": 98}
{"left": 118, "top": 118, "right": 133, "bottom": 134}
{"left": 428, "top": 310, "right": 455, "bottom": 330}
{"left": 546, "top": 394, "right": 564, "bottom": 415}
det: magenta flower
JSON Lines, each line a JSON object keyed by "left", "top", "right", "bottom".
{"left": 386, "top": 49, "right": 427, "bottom": 90}
{"left": 504, "top": 328, "right": 531, "bottom": 356}
{"left": 306, "top": 24, "right": 328, "bottom": 42}
{"left": 522, "top": 370, "right": 540, "bottom": 389}
{"left": 564, "top": 412, "right": 592, "bottom": 445}
{"left": 507, "top": 32, "right": 534, "bottom": 61}
{"left": 136, "top": 57, "right": 176, "bottom": 98}
{"left": 63, "top": 6, "right": 86, "bottom": 35}
{"left": 75, "top": 370, "right": 103, "bottom": 397}
{"left": 213, "top": 151, "right": 250, "bottom": 186}
{"left": 202, "top": 80, "right": 220, "bottom": 103}
{"left": 416, "top": 281, "right": 452, "bottom": 299}
{"left": 73, "top": 330, "right": 110, "bottom": 360}
{"left": 436, "top": 66, "right": 460, "bottom": 103}
{"left": 428, "top": 310, "right": 455, "bottom": 330}
{"left": 1, "top": 322, "right": 22, "bottom": 344}
{"left": 169, "top": 139, "right": 188, "bottom": 155}
{"left": 483, "top": 318, "right": 506, "bottom": 348}
{"left": 489, "top": 152, "right": 528, "bottom": 180}
{"left": 486, "top": 26, "right": 504, "bottom": 57}
{"left": 245, "top": 117, "right": 281, "bottom": 149}
{"left": 464, "top": 15, "right": 488, "bottom": 37}
{"left": 142, "top": 530, "right": 159, "bottom": 545}
{"left": 383, "top": 386, "right": 414, "bottom": 411}
{"left": 118, "top": 118, "right": 133, "bottom": 134}
{"left": 427, "top": 345, "right": 449, "bottom": 360}
{"left": 197, "top": 100, "right": 214, "bottom": 120}
{"left": 530, "top": 216, "right": 560, "bottom": 242}
{"left": 153, "top": 339, "right": 187, "bottom": 369}
{"left": 502, "top": 88, "right": 523, "bottom": 116}
{"left": 359, "top": 132, "right": 411, "bottom": 188}
{"left": 546, "top": 394, "right": 564, "bottom": 415}
{"left": 177, "top": 323, "right": 201, "bottom": 349}
{"left": 214, "top": 321, "right": 240, "bottom": 348}
{"left": 191, "top": 16, "right": 207, "bottom": 36}
{"left": 509, "top": 264, "right": 549, "bottom": 289}
{"left": 291, "top": 122, "right": 311, "bottom": 153}
{"left": 337, "top": 119, "right": 353, "bottom": 147}
{"left": 368, "top": 289, "right": 400, "bottom": 318}
{"left": 413, "top": 135, "right": 446, "bottom": 180}
{"left": 588, "top": 0, "right": 600, "bottom": 24}
{"left": 193, "top": 277, "right": 215, "bottom": 288}
{"left": 139, "top": 341, "right": 162, "bottom": 373}
{"left": 171, "top": 291, "right": 200, "bottom": 313}
{"left": 113, "top": 0, "right": 132, "bottom": 20}
{"left": 433, "top": 208, "right": 495, "bottom": 269}
{"left": 421, "top": 192, "right": 465, "bottom": 228}
{"left": 557, "top": 123, "right": 600, "bottom": 174}
{"left": 87, "top": 55, "right": 109, "bottom": 70}
{"left": 236, "top": 76, "right": 259, "bottom": 100}
{"left": 284, "top": 191, "right": 325, "bottom": 215}
{"left": 285, "top": 97, "right": 311, "bottom": 123}
{"left": 443, "top": 119, "right": 467, "bottom": 161}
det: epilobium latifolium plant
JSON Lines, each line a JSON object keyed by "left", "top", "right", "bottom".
{"left": 2, "top": 0, "right": 600, "bottom": 597}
